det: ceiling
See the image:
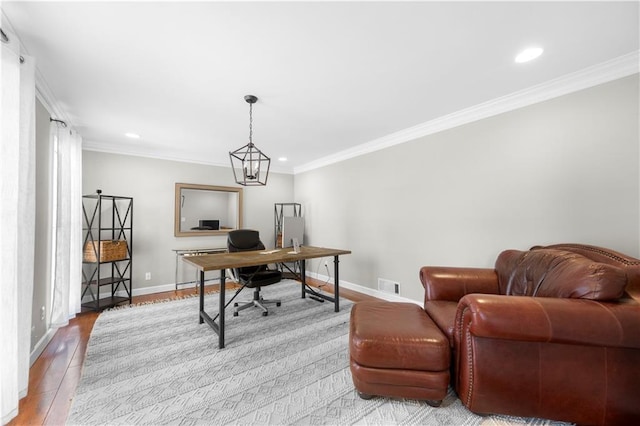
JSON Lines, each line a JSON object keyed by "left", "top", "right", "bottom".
{"left": 2, "top": 1, "right": 638, "bottom": 174}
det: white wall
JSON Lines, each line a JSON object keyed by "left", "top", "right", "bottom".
{"left": 295, "top": 75, "right": 640, "bottom": 302}
{"left": 82, "top": 152, "right": 294, "bottom": 293}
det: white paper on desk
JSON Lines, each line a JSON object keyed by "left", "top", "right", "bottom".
{"left": 260, "top": 249, "right": 280, "bottom": 254}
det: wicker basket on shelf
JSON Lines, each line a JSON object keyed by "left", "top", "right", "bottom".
{"left": 83, "top": 240, "right": 128, "bottom": 262}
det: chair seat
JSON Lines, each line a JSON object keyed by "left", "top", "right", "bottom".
{"left": 228, "top": 229, "right": 283, "bottom": 318}
{"left": 239, "top": 270, "right": 282, "bottom": 287}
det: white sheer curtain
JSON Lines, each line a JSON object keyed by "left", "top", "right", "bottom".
{"left": 49, "top": 123, "right": 83, "bottom": 327}
{"left": 0, "top": 35, "right": 36, "bottom": 425}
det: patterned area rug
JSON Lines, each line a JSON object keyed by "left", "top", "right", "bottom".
{"left": 68, "top": 280, "right": 569, "bottom": 425}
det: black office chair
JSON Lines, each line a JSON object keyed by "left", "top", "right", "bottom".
{"left": 227, "top": 229, "right": 283, "bottom": 316}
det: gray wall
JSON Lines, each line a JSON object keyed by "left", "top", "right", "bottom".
{"left": 82, "top": 152, "right": 294, "bottom": 292}
{"left": 295, "top": 75, "right": 640, "bottom": 302}
{"left": 32, "top": 98, "right": 53, "bottom": 350}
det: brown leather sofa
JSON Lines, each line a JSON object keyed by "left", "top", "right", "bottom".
{"left": 422, "top": 243, "right": 640, "bottom": 425}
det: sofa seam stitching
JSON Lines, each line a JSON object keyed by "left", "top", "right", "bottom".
{"left": 458, "top": 305, "right": 475, "bottom": 407}
{"left": 543, "top": 244, "right": 640, "bottom": 265}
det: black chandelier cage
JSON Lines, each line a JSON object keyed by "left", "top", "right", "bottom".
{"left": 229, "top": 95, "right": 271, "bottom": 186}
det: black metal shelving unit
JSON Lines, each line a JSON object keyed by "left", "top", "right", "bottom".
{"left": 82, "top": 190, "right": 133, "bottom": 311}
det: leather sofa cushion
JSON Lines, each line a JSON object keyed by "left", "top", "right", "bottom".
{"left": 350, "top": 301, "right": 449, "bottom": 372}
{"left": 495, "top": 249, "right": 627, "bottom": 300}
{"left": 423, "top": 300, "right": 457, "bottom": 347}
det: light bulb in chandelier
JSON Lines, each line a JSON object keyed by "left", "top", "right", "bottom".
{"left": 243, "top": 158, "right": 261, "bottom": 181}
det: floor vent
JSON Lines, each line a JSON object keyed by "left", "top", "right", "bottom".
{"left": 378, "top": 278, "right": 400, "bottom": 295}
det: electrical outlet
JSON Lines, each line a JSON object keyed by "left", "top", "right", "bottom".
{"left": 40, "top": 306, "right": 45, "bottom": 321}
{"left": 145, "top": 272, "right": 151, "bottom": 280}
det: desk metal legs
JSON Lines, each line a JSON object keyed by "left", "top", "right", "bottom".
{"left": 199, "top": 255, "right": 343, "bottom": 349}
{"left": 219, "top": 269, "right": 225, "bottom": 348}
{"left": 301, "top": 260, "right": 306, "bottom": 300}
{"left": 333, "top": 255, "right": 340, "bottom": 312}
{"left": 175, "top": 255, "right": 179, "bottom": 291}
{"left": 198, "top": 269, "right": 226, "bottom": 349}
{"left": 198, "top": 271, "right": 204, "bottom": 324}
{"left": 301, "top": 255, "right": 340, "bottom": 312}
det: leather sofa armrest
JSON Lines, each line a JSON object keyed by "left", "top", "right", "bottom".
{"left": 455, "top": 294, "right": 640, "bottom": 349}
{"left": 420, "top": 267, "right": 499, "bottom": 303}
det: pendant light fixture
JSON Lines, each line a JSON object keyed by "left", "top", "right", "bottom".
{"left": 229, "top": 95, "right": 271, "bottom": 186}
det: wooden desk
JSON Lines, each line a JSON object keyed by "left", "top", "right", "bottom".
{"left": 182, "top": 246, "right": 351, "bottom": 348}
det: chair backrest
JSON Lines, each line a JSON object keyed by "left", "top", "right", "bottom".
{"left": 228, "top": 229, "right": 264, "bottom": 251}
{"left": 227, "top": 229, "right": 266, "bottom": 275}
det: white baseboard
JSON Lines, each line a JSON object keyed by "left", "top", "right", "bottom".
{"left": 30, "top": 327, "right": 57, "bottom": 366}
{"left": 84, "top": 279, "right": 215, "bottom": 303}
{"left": 307, "top": 272, "right": 421, "bottom": 306}
{"left": 127, "top": 277, "right": 223, "bottom": 296}
{"left": 101, "top": 274, "right": 422, "bottom": 306}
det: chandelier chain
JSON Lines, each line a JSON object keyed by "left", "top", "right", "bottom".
{"left": 248, "top": 102, "right": 253, "bottom": 145}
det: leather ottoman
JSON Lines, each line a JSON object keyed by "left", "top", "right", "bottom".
{"left": 349, "top": 301, "right": 450, "bottom": 406}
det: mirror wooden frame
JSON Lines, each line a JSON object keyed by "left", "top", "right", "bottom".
{"left": 174, "top": 183, "right": 243, "bottom": 237}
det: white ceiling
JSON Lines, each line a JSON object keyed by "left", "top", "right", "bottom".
{"left": 2, "top": 1, "right": 639, "bottom": 174}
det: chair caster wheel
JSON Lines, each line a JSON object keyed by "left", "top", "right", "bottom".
{"left": 276, "top": 302, "right": 281, "bottom": 307}
{"left": 233, "top": 303, "right": 238, "bottom": 307}
{"left": 233, "top": 312, "right": 238, "bottom": 317}
{"left": 262, "top": 312, "right": 268, "bottom": 317}
{"left": 426, "top": 399, "right": 442, "bottom": 407}
{"left": 357, "top": 392, "right": 373, "bottom": 400}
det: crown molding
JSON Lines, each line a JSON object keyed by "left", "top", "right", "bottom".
{"left": 81, "top": 141, "right": 294, "bottom": 175}
{"left": 30, "top": 38, "right": 638, "bottom": 176}
{"left": 35, "top": 69, "right": 69, "bottom": 124}
{"left": 294, "top": 51, "right": 640, "bottom": 175}
{"left": 3, "top": 9, "right": 71, "bottom": 126}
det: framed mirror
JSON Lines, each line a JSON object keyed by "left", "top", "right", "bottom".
{"left": 174, "top": 183, "right": 243, "bottom": 237}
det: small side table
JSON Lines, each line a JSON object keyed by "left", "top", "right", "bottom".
{"left": 173, "top": 247, "right": 226, "bottom": 290}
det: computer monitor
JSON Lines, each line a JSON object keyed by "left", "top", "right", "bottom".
{"left": 198, "top": 219, "right": 220, "bottom": 230}
{"left": 281, "top": 216, "right": 304, "bottom": 248}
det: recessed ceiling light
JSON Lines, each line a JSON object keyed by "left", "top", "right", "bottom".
{"left": 278, "top": 157, "right": 288, "bottom": 162}
{"left": 125, "top": 132, "right": 140, "bottom": 139}
{"left": 515, "top": 47, "right": 543, "bottom": 63}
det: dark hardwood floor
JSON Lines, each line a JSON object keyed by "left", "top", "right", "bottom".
{"left": 9, "top": 278, "right": 379, "bottom": 425}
